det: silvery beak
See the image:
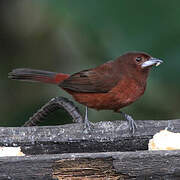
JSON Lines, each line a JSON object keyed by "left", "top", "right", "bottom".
{"left": 141, "top": 57, "right": 163, "bottom": 68}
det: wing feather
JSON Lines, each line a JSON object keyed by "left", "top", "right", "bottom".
{"left": 59, "top": 61, "right": 121, "bottom": 93}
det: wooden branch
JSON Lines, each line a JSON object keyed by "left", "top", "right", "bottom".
{"left": 0, "top": 119, "right": 179, "bottom": 155}
{"left": 0, "top": 151, "right": 180, "bottom": 179}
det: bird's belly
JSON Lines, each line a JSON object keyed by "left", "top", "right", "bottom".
{"left": 68, "top": 79, "right": 146, "bottom": 111}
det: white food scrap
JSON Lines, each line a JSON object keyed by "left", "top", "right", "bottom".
{"left": 0, "top": 147, "right": 25, "bottom": 157}
{"left": 149, "top": 129, "right": 180, "bottom": 150}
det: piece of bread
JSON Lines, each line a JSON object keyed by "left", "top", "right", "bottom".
{"left": 0, "top": 147, "right": 25, "bottom": 157}
{"left": 149, "top": 129, "right": 180, "bottom": 150}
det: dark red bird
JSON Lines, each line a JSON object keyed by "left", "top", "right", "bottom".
{"left": 8, "top": 52, "right": 163, "bottom": 133}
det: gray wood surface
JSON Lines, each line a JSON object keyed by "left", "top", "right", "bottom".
{"left": 0, "top": 119, "right": 179, "bottom": 155}
{"left": 0, "top": 151, "right": 180, "bottom": 179}
{"left": 0, "top": 119, "right": 180, "bottom": 179}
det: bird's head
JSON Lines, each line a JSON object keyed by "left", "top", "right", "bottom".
{"left": 116, "top": 51, "right": 163, "bottom": 83}
{"left": 121, "top": 51, "right": 163, "bottom": 72}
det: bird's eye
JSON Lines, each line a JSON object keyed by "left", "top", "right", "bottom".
{"left": 136, "top": 57, "right": 142, "bottom": 62}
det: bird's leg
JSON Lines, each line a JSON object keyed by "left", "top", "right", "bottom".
{"left": 83, "top": 106, "right": 93, "bottom": 133}
{"left": 118, "top": 111, "right": 137, "bottom": 134}
{"left": 23, "top": 97, "right": 83, "bottom": 127}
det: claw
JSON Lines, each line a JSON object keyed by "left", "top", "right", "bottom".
{"left": 83, "top": 120, "right": 93, "bottom": 134}
{"left": 121, "top": 112, "right": 137, "bottom": 134}
{"left": 165, "top": 120, "right": 174, "bottom": 131}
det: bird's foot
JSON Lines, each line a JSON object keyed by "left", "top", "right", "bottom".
{"left": 83, "top": 119, "right": 94, "bottom": 134}
{"left": 121, "top": 112, "right": 137, "bottom": 134}
{"left": 165, "top": 120, "right": 174, "bottom": 131}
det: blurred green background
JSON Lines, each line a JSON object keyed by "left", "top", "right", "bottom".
{"left": 1, "top": 0, "right": 180, "bottom": 126}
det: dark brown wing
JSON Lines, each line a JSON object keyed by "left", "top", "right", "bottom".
{"left": 59, "top": 61, "right": 121, "bottom": 93}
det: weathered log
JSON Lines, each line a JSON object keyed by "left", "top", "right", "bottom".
{"left": 0, "top": 119, "right": 179, "bottom": 155}
{"left": 0, "top": 151, "right": 180, "bottom": 179}
{"left": 0, "top": 119, "right": 180, "bottom": 179}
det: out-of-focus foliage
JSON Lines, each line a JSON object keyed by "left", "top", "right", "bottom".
{"left": 1, "top": 0, "right": 180, "bottom": 126}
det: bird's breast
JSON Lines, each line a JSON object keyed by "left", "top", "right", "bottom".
{"left": 109, "top": 77, "right": 146, "bottom": 109}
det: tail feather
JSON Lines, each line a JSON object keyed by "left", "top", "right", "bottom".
{"left": 8, "top": 68, "right": 69, "bottom": 84}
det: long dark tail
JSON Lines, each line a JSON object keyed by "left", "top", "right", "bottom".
{"left": 8, "top": 68, "right": 69, "bottom": 84}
